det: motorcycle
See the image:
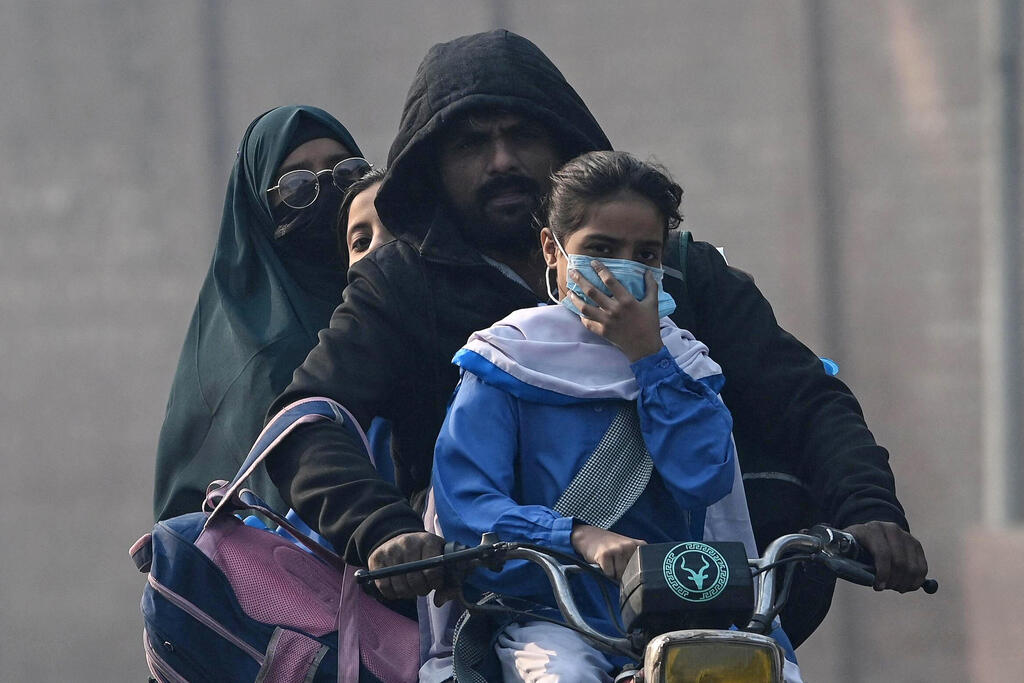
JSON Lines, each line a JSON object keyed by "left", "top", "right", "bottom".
{"left": 355, "top": 524, "right": 937, "bottom": 683}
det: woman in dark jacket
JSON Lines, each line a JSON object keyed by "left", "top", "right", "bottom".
{"left": 153, "top": 105, "right": 366, "bottom": 520}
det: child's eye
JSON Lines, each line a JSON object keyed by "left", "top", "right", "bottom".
{"left": 350, "top": 235, "right": 372, "bottom": 253}
{"left": 639, "top": 250, "right": 658, "bottom": 262}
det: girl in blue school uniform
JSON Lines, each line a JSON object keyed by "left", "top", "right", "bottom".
{"left": 429, "top": 151, "right": 800, "bottom": 683}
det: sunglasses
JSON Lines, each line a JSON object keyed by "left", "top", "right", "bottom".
{"left": 267, "top": 157, "right": 372, "bottom": 209}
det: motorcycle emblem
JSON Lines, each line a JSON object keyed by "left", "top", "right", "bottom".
{"left": 662, "top": 542, "right": 729, "bottom": 602}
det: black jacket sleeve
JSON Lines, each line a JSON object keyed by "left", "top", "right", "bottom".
{"left": 266, "top": 253, "right": 426, "bottom": 566}
{"left": 684, "top": 241, "right": 908, "bottom": 531}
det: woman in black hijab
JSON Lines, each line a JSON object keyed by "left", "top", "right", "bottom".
{"left": 154, "top": 106, "right": 366, "bottom": 521}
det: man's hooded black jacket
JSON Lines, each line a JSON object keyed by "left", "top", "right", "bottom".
{"left": 269, "top": 30, "right": 612, "bottom": 564}
{"left": 267, "top": 29, "right": 908, "bottom": 643}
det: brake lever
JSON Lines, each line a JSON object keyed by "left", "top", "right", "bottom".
{"left": 807, "top": 524, "right": 939, "bottom": 594}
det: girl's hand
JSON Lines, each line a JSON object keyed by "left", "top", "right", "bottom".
{"left": 571, "top": 523, "right": 646, "bottom": 581}
{"left": 568, "top": 262, "right": 663, "bottom": 362}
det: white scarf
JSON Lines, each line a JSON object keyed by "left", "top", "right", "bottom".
{"left": 460, "top": 304, "right": 722, "bottom": 400}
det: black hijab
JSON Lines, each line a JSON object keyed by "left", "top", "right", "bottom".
{"left": 154, "top": 105, "right": 362, "bottom": 520}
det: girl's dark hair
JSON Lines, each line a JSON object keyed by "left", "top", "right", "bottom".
{"left": 543, "top": 151, "right": 683, "bottom": 239}
{"left": 335, "top": 166, "right": 388, "bottom": 265}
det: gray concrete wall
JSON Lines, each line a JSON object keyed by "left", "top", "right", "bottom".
{"left": 0, "top": 1, "right": 984, "bottom": 680}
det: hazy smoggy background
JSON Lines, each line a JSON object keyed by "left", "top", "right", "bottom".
{"left": 1, "top": 1, "right": 988, "bottom": 680}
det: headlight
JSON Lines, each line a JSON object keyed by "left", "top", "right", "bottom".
{"left": 644, "top": 630, "right": 783, "bottom": 683}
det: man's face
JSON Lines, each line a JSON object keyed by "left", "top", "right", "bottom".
{"left": 437, "top": 111, "right": 562, "bottom": 255}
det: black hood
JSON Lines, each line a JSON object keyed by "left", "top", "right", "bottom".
{"left": 375, "top": 30, "right": 612, "bottom": 259}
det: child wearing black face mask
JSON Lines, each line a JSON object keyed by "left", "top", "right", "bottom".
{"left": 425, "top": 152, "right": 802, "bottom": 682}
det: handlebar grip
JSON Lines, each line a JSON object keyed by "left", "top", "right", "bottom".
{"left": 353, "top": 539, "right": 483, "bottom": 585}
{"left": 822, "top": 556, "right": 876, "bottom": 587}
{"left": 836, "top": 530, "right": 940, "bottom": 595}
{"left": 813, "top": 525, "right": 939, "bottom": 595}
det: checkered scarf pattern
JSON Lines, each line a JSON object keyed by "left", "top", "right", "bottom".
{"left": 553, "top": 405, "right": 654, "bottom": 529}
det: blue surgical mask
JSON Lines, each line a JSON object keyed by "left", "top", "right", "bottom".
{"left": 546, "top": 231, "right": 677, "bottom": 319}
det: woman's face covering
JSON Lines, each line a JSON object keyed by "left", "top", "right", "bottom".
{"left": 270, "top": 137, "right": 354, "bottom": 265}
{"left": 345, "top": 182, "right": 395, "bottom": 266}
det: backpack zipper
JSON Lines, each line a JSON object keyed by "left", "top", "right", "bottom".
{"left": 142, "top": 628, "right": 190, "bottom": 683}
{"left": 148, "top": 573, "right": 266, "bottom": 663}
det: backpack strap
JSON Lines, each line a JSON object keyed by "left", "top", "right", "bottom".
{"left": 203, "top": 397, "right": 372, "bottom": 568}
{"left": 663, "top": 229, "right": 691, "bottom": 285}
{"left": 663, "top": 229, "right": 695, "bottom": 331}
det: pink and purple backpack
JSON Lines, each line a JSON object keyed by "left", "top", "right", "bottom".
{"left": 131, "top": 398, "right": 420, "bottom": 682}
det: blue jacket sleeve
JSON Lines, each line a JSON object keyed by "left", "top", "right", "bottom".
{"left": 631, "top": 346, "right": 736, "bottom": 510}
{"left": 431, "top": 373, "right": 576, "bottom": 597}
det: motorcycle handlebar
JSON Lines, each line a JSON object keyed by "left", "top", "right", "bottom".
{"left": 353, "top": 541, "right": 476, "bottom": 585}
{"left": 355, "top": 539, "right": 635, "bottom": 656}
{"left": 802, "top": 525, "right": 938, "bottom": 594}
{"left": 746, "top": 526, "right": 937, "bottom": 631}
{"left": 354, "top": 526, "right": 938, "bottom": 643}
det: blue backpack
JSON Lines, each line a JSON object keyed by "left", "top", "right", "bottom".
{"left": 131, "top": 398, "right": 419, "bottom": 682}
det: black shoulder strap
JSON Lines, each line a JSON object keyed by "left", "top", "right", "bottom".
{"left": 664, "top": 229, "right": 695, "bottom": 330}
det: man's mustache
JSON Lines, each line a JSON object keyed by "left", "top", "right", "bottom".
{"left": 477, "top": 174, "right": 541, "bottom": 204}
